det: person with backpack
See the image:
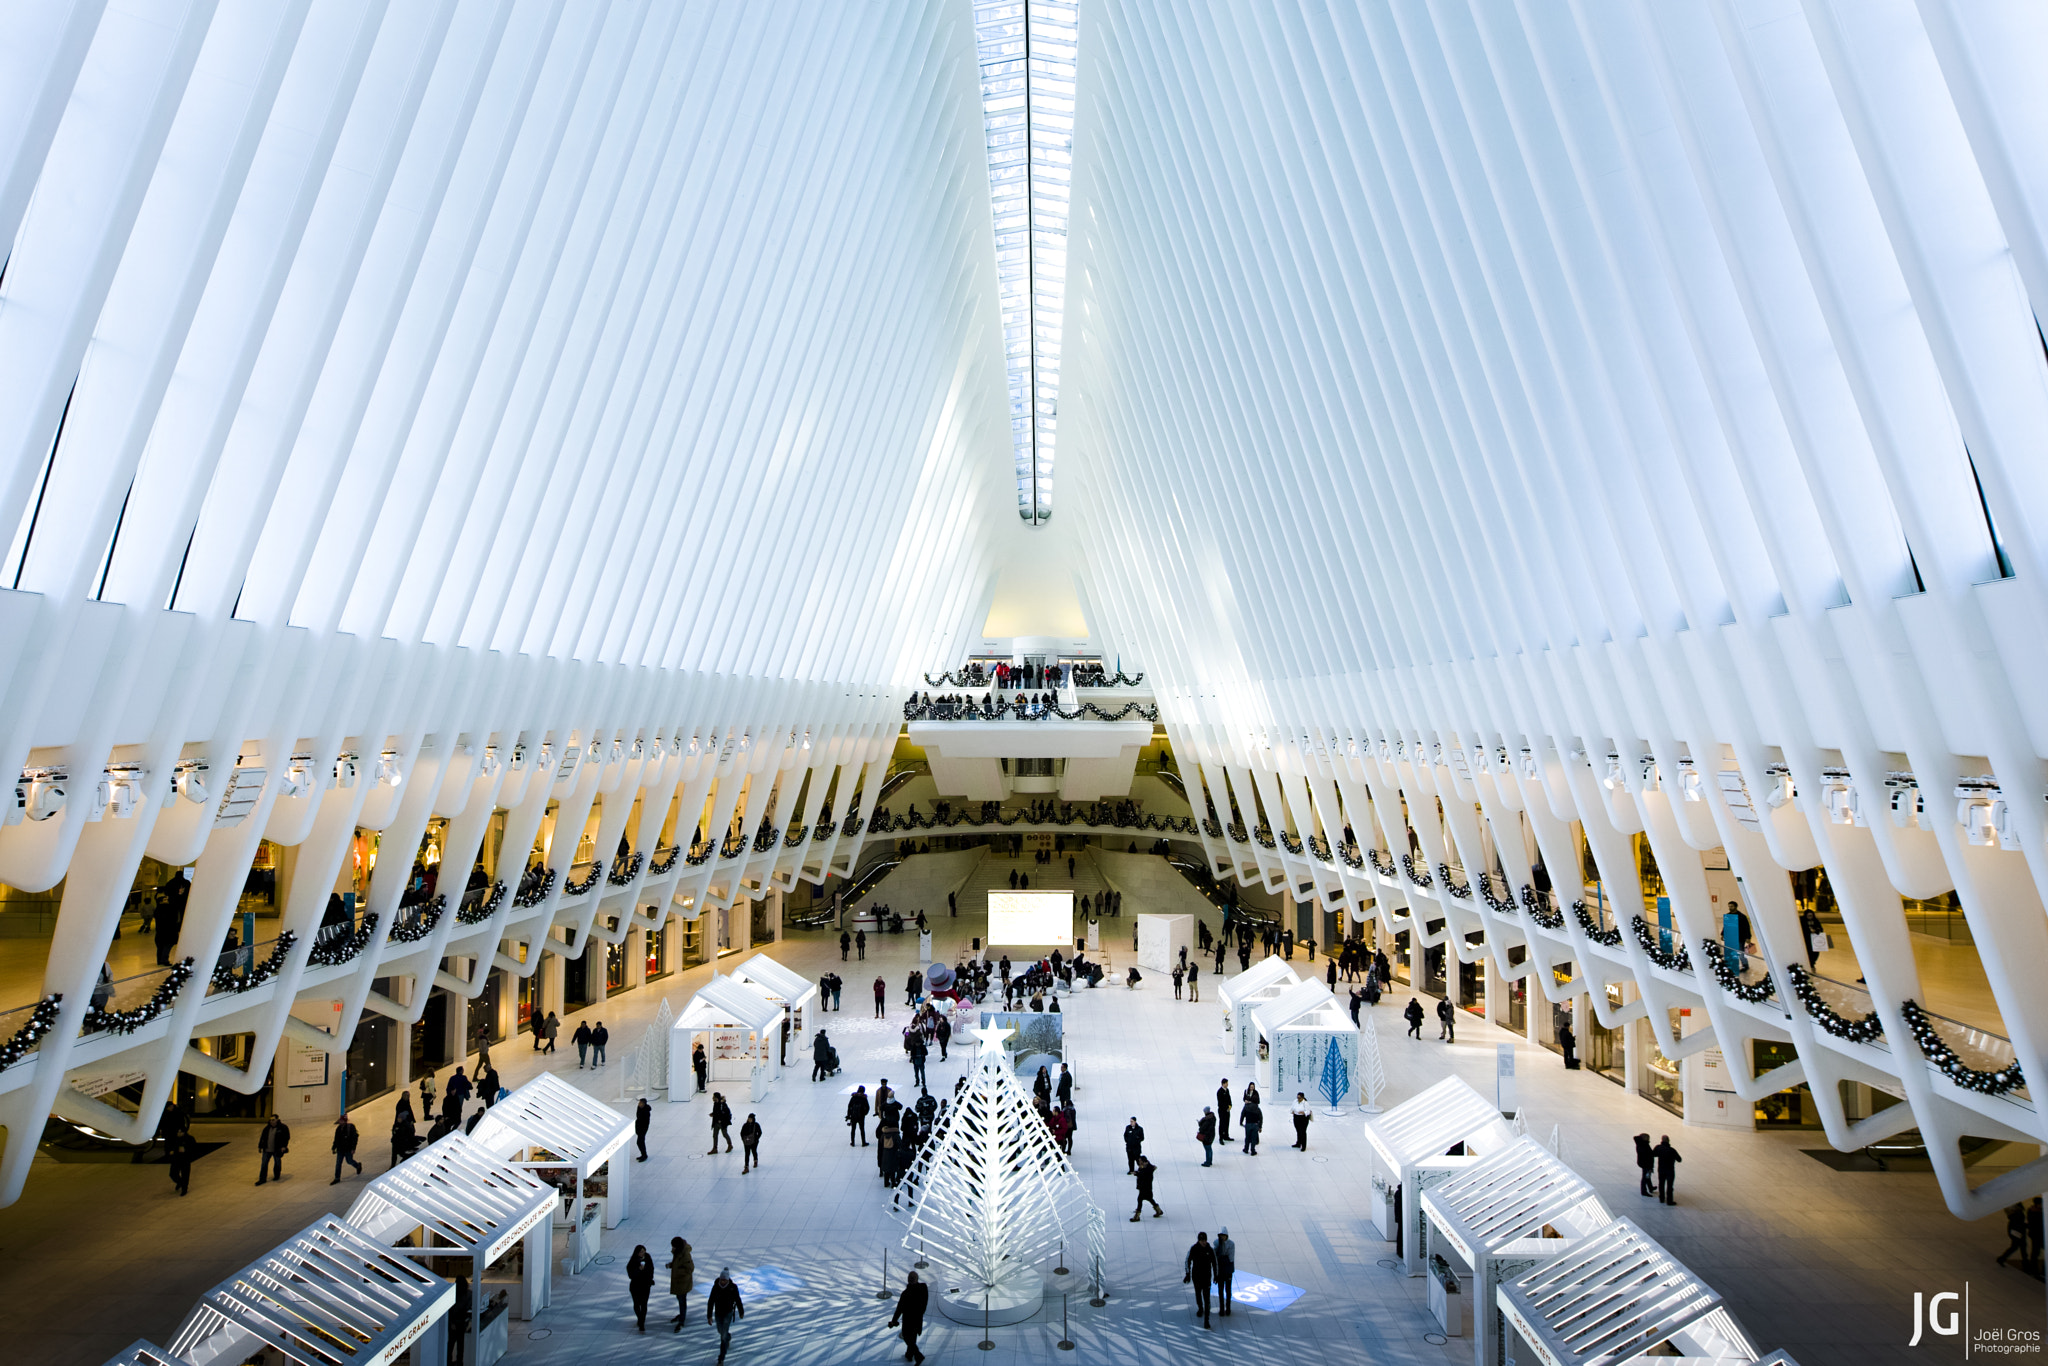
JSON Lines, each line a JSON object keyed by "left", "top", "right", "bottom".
{"left": 1404, "top": 997, "right": 1426, "bottom": 1039}
{"left": 1196, "top": 1107, "right": 1217, "bottom": 1167}
{"left": 707, "top": 1093, "right": 734, "bottom": 1154}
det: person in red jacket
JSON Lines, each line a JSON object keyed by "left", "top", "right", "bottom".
{"left": 873, "top": 976, "right": 887, "bottom": 1018}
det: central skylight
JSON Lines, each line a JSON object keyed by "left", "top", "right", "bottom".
{"left": 974, "top": 0, "right": 1077, "bottom": 525}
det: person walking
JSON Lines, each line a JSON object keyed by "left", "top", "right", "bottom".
{"left": 530, "top": 1001, "right": 546, "bottom": 1050}
{"left": 908, "top": 1032, "right": 927, "bottom": 1089}
{"left": 856, "top": 928, "right": 867, "bottom": 960}
{"left": 889, "top": 1270, "right": 930, "bottom": 1364}
{"left": 573, "top": 1020, "right": 593, "bottom": 1067}
{"left": 904, "top": 970, "right": 922, "bottom": 1007}
{"left": 1214, "top": 1228, "right": 1237, "bottom": 1314}
{"left": 1241, "top": 1091, "right": 1263, "bottom": 1155}
{"left": 1197, "top": 1107, "right": 1217, "bottom": 1166}
{"left": 444, "top": 1067, "right": 472, "bottom": 1126}
{"left": 627, "top": 1244, "right": 656, "bottom": 1332}
{"left": 840, "top": 930, "right": 852, "bottom": 961}
{"left": 390, "top": 1095, "right": 418, "bottom": 1168}
{"left": 1131, "top": 1155, "right": 1163, "bottom": 1220}
{"left": 847, "top": 1085, "right": 871, "bottom": 1146}
{"left": 1187, "top": 961, "right": 1200, "bottom": 1002}
{"left": 1216, "top": 1080, "right": 1234, "bottom": 1143}
{"left": 2029, "top": 1198, "right": 2045, "bottom": 1274}
{"left": 330, "top": 1114, "right": 363, "bottom": 1184}
{"left": 1634, "top": 1133, "right": 1655, "bottom": 1197}
{"left": 1327, "top": 959, "right": 1338, "bottom": 992}
{"left": 873, "top": 976, "right": 887, "bottom": 1018}
{"left": 813, "top": 1030, "right": 835, "bottom": 1081}
{"left": 1651, "top": 1135, "right": 1682, "bottom": 1204}
{"left": 707, "top": 1267, "right": 745, "bottom": 1362}
{"left": 1404, "top": 997, "right": 1425, "bottom": 1039}
{"left": 543, "top": 1011, "right": 559, "bottom": 1055}
{"left": 935, "top": 1015, "right": 951, "bottom": 1060}
{"left": 1998, "top": 1201, "right": 2029, "bottom": 1269}
{"left": 256, "top": 1114, "right": 290, "bottom": 1185}
{"left": 739, "top": 1113, "right": 762, "bottom": 1172}
{"left": 1184, "top": 1232, "right": 1216, "bottom": 1327}
{"left": 1437, "top": 997, "right": 1456, "bottom": 1043}
{"left": 693, "top": 1040, "right": 709, "bottom": 1093}
{"left": 635, "top": 1098, "right": 653, "bottom": 1161}
{"left": 1291, "top": 1094, "right": 1313, "bottom": 1150}
{"left": 419, "top": 1070, "right": 438, "bottom": 1118}
{"left": 667, "top": 1236, "right": 695, "bottom": 1331}
{"left": 708, "top": 1093, "right": 734, "bottom": 1154}
{"left": 591, "top": 1021, "right": 609, "bottom": 1067}
{"left": 1124, "top": 1117, "right": 1146, "bottom": 1173}
{"left": 167, "top": 1131, "right": 195, "bottom": 1197}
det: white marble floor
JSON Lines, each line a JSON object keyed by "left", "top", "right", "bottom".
{"left": 0, "top": 906, "right": 2041, "bottom": 1366}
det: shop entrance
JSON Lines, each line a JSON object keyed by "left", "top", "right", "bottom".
{"left": 347, "top": 1013, "right": 394, "bottom": 1108}
{"left": 563, "top": 944, "right": 592, "bottom": 1010}
{"left": 411, "top": 989, "right": 453, "bottom": 1076}
{"left": 467, "top": 972, "right": 504, "bottom": 1053}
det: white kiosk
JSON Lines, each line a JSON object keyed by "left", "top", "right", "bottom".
{"left": 1251, "top": 978, "right": 1357, "bottom": 1102}
{"left": 1498, "top": 1219, "right": 1759, "bottom": 1366}
{"left": 1216, "top": 956, "right": 1300, "bottom": 1064}
{"left": 1134, "top": 912, "right": 1195, "bottom": 973}
{"left": 345, "top": 1133, "right": 558, "bottom": 1366}
{"left": 1420, "top": 1136, "right": 1611, "bottom": 1362}
{"left": 168, "top": 1216, "right": 453, "bottom": 1366}
{"left": 1363, "top": 1075, "right": 1515, "bottom": 1275}
{"left": 670, "top": 973, "right": 784, "bottom": 1101}
{"left": 731, "top": 953, "right": 821, "bottom": 1067}
{"left": 469, "top": 1072, "right": 636, "bottom": 1264}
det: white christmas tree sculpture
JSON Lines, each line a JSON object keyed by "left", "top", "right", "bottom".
{"left": 1358, "top": 1013, "right": 1388, "bottom": 1113}
{"left": 895, "top": 1023, "right": 1098, "bottom": 1321}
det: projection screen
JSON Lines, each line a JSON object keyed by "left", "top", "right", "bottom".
{"left": 985, "top": 891, "right": 1075, "bottom": 945}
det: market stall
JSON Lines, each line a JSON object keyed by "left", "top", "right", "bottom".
{"left": 344, "top": 1133, "right": 557, "bottom": 1366}
{"left": 1498, "top": 1218, "right": 1758, "bottom": 1366}
{"left": 469, "top": 1072, "right": 635, "bottom": 1242}
{"left": 668, "top": 972, "right": 784, "bottom": 1102}
{"left": 1216, "top": 956, "right": 1300, "bottom": 1064}
{"left": 731, "top": 952, "right": 821, "bottom": 1059}
{"left": 1134, "top": 912, "right": 1194, "bottom": 973}
{"left": 1363, "top": 1075, "right": 1515, "bottom": 1275}
{"left": 1420, "top": 1135, "right": 1611, "bottom": 1362}
{"left": 1250, "top": 978, "right": 1357, "bottom": 1102}
{"left": 167, "top": 1215, "right": 453, "bottom": 1366}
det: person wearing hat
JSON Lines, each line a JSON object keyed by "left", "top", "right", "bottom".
{"left": 707, "top": 1267, "right": 744, "bottom": 1362}
{"left": 666, "top": 1236, "right": 695, "bottom": 1331}
{"left": 1214, "top": 1227, "right": 1236, "bottom": 1315}
{"left": 888, "top": 1270, "right": 929, "bottom": 1363}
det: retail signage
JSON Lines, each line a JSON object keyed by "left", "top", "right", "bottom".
{"left": 1231, "top": 1275, "right": 1305, "bottom": 1312}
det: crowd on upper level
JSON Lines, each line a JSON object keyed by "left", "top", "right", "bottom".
{"left": 927, "top": 659, "right": 1135, "bottom": 689}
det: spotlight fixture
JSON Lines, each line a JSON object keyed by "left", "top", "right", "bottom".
{"left": 376, "top": 751, "right": 403, "bottom": 787}
{"left": 173, "top": 761, "right": 210, "bottom": 806}
{"left": 15, "top": 768, "right": 68, "bottom": 822}
{"left": 333, "top": 753, "right": 359, "bottom": 788}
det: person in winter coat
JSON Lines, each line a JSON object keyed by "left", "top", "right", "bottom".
{"left": 1187, "top": 961, "right": 1200, "bottom": 1002}
{"left": 847, "top": 1086, "right": 871, "bottom": 1146}
{"left": 1216, "top": 1080, "right": 1234, "bottom": 1143}
{"left": 855, "top": 928, "right": 867, "bottom": 960}
{"left": 542, "top": 1011, "right": 559, "bottom": 1054}
{"left": 1436, "top": 997, "right": 1456, "bottom": 1042}
{"left": 1240, "top": 1093, "right": 1264, "bottom": 1155}
{"left": 444, "top": 1068, "right": 472, "bottom": 1124}
{"left": 889, "top": 1271, "right": 930, "bottom": 1365}
{"left": 627, "top": 1244, "right": 656, "bottom": 1331}
{"left": 1184, "top": 1232, "right": 1216, "bottom": 1327}
{"left": 1634, "top": 1133, "right": 1655, "bottom": 1197}
{"left": 935, "top": 1015, "right": 951, "bottom": 1060}
{"left": 873, "top": 976, "right": 887, "bottom": 1018}
{"left": 904, "top": 970, "right": 923, "bottom": 1006}
{"left": 1123, "top": 1118, "right": 1146, "bottom": 1173}
{"left": 635, "top": 1098, "right": 652, "bottom": 1161}
{"left": 418, "top": 1071, "right": 438, "bottom": 1117}
{"left": 1404, "top": 997, "right": 1426, "bottom": 1039}
{"left": 167, "top": 1132, "right": 196, "bottom": 1196}
{"left": 840, "top": 930, "right": 852, "bottom": 961}
{"left": 693, "top": 1040, "right": 709, "bottom": 1092}
{"left": 1214, "top": 1228, "right": 1236, "bottom": 1315}
{"left": 707, "top": 1268, "right": 745, "bottom": 1363}
{"left": 591, "top": 1022, "right": 610, "bottom": 1067}
{"left": 708, "top": 1093, "right": 734, "bottom": 1154}
{"left": 1291, "top": 1094, "right": 1313, "bottom": 1150}
{"left": 667, "top": 1236, "right": 696, "bottom": 1330}
{"left": 1197, "top": 1107, "right": 1217, "bottom": 1166}
{"left": 254, "top": 1115, "right": 292, "bottom": 1185}
{"left": 390, "top": 1104, "right": 418, "bottom": 1168}
{"left": 907, "top": 1032, "right": 928, "bottom": 1089}
{"left": 1651, "top": 1136, "right": 1682, "bottom": 1204}
{"left": 1056, "top": 1064, "right": 1074, "bottom": 1107}
{"left": 573, "top": 1019, "right": 594, "bottom": 1067}
{"left": 813, "top": 1030, "right": 835, "bottom": 1081}
{"left": 330, "top": 1115, "right": 363, "bottom": 1184}
{"left": 739, "top": 1114, "right": 762, "bottom": 1173}
{"left": 1131, "top": 1155, "right": 1163, "bottom": 1220}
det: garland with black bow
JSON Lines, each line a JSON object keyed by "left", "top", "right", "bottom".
{"left": 1521, "top": 885, "right": 1564, "bottom": 929}
{"left": 210, "top": 932, "right": 298, "bottom": 992}
{"left": 1572, "top": 899, "right": 1623, "bottom": 947}
{"left": 1900, "top": 999, "right": 2025, "bottom": 1095}
{"left": 1631, "top": 915, "right": 1692, "bottom": 973}
{"left": 308, "top": 913, "right": 380, "bottom": 966}
{"left": 1368, "top": 848, "right": 1398, "bottom": 879}
{"left": 388, "top": 896, "right": 447, "bottom": 943}
{"left": 1700, "top": 938, "right": 1776, "bottom": 1002}
{"left": 1478, "top": 873, "right": 1518, "bottom": 917}
{"left": 514, "top": 868, "right": 557, "bottom": 908}
{"left": 649, "top": 847, "right": 680, "bottom": 876}
{"left": 562, "top": 865, "right": 602, "bottom": 897}
{"left": 1400, "top": 854, "right": 1434, "bottom": 889}
{"left": 903, "top": 695, "right": 1162, "bottom": 724}
{"left": 83, "top": 960, "right": 193, "bottom": 1035}
{"left": 457, "top": 881, "right": 508, "bottom": 925}
{"left": 608, "top": 851, "right": 644, "bottom": 886}
{"left": 1784, "top": 964, "right": 1881, "bottom": 1043}
{"left": 1436, "top": 863, "right": 1473, "bottom": 900}
{"left": 0, "top": 994, "right": 62, "bottom": 1070}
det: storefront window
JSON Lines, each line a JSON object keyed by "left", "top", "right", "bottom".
{"left": 606, "top": 941, "right": 628, "bottom": 992}
{"left": 1752, "top": 1040, "right": 1822, "bottom": 1127}
{"left": 1505, "top": 947, "right": 1527, "bottom": 1032}
{"left": 1641, "top": 1008, "right": 1683, "bottom": 1116}
{"left": 646, "top": 925, "right": 669, "bottom": 980}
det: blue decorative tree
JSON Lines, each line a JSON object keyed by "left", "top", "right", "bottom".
{"left": 1318, "top": 1035, "right": 1350, "bottom": 1113}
